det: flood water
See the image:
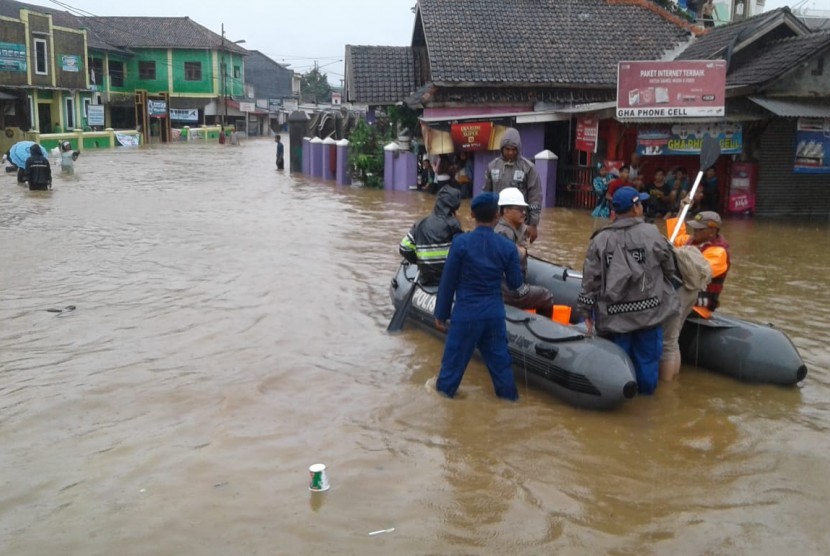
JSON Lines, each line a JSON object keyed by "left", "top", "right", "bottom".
{"left": 1, "top": 138, "right": 829, "bottom": 555}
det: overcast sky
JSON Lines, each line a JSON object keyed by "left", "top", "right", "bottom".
{"left": 22, "top": 0, "right": 416, "bottom": 84}
{"left": 20, "top": 0, "right": 830, "bottom": 83}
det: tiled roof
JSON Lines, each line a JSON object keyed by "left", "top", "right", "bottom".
{"left": 345, "top": 45, "right": 423, "bottom": 105}
{"left": 0, "top": 0, "right": 119, "bottom": 51}
{"left": 0, "top": 1, "right": 245, "bottom": 54}
{"left": 417, "top": 0, "right": 691, "bottom": 86}
{"left": 727, "top": 31, "right": 830, "bottom": 87}
{"left": 677, "top": 7, "right": 805, "bottom": 60}
{"left": 80, "top": 17, "right": 247, "bottom": 54}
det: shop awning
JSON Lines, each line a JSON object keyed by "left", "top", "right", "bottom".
{"left": 226, "top": 99, "right": 269, "bottom": 115}
{"left": 421, "top": 101, "right": 617, "bottom": 125}
{"left": 749, "top": 96, "right": 830, "bottom": 118}
{"left": 420, "top": 110, "right": 533, "bottom": 124}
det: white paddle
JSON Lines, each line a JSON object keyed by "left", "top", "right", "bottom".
{"left": 669, "top": 135, "right": 722, "bottom": 244}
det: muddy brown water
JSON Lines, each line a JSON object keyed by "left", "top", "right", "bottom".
{"left": 1, "top": 139, "right": 829, "bottom": 555}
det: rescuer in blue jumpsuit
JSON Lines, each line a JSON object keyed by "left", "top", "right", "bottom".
{"left": 433, "top": 192, "right": 525, "bottom": 400}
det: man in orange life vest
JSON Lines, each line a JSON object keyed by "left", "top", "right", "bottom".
{"left": 673, "top": 211, "right": 729, "bottom": 319}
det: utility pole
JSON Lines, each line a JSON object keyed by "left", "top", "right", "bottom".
{"left": 221, "top": 23, "right": 226, "bottom": 127}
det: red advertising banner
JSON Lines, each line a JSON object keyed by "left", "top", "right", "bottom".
{"left": 575, "top": 115, "right": 599, "bottom": 153}
{"left": 616, "top": 60, "right": 726, "bottom": 119}
{"left": 450, "top": 122, "right": 494, "bottom": 151}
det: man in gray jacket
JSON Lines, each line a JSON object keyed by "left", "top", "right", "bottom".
{"left": 483, "top": 127, "right": 542, "bottom": 243}
{"left": 577, "top": 186, "right": 678, "bottom": 394}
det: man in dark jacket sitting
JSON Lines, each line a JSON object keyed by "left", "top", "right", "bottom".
{"left": 25, "top": 144, "right": 52, "bottom": 191}
{"left": 399, "top": 186, "right": 464, "bottom": 286}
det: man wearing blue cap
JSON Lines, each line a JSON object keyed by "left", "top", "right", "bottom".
{"left": 433, "top": 191, "right": 525, "bottom": 400}
{"left": 577, "top": 186, "right": 678, "bottom": 395}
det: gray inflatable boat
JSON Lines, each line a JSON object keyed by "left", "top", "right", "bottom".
{"left": 390, "top": 262, "right": 638, "bottom": 410}
{"left": 524, "top": 257, "right": 808, "bottom": 386}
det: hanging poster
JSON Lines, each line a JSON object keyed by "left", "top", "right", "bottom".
{"left": 636, "top": 123, "right": 742, "bottom": 156}
{"left": 575, "top": 115, "right": 599, "bottom": 153}
{"left": 793, "top": 118, "right": 830, "bottom": 174}
{"left": 116, "top": 133, "right": 140, "bottom": 147}
{"left": 450, "top": 122, "right": 494, "bottom": 151}
{"left": 0, "top": 41, "right": 27, "bottom": 72}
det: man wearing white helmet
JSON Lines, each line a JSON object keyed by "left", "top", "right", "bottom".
{"left": 494, "top": 187, "right": 555, "bottom": 317}
{"left": 483, "top": 127, "right": 542, "bottom": 243}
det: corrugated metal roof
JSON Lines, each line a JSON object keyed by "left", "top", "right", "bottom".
{"left": 749, "top": 96, "right": 830, "bottom": 118}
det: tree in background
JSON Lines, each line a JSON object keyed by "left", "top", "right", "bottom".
{"left": 300, "top": 66, "right": 333, "bottom": 104}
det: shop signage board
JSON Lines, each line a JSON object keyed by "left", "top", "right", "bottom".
{"left": 239, "top": 102, "right": 255, "bottom": 112}
{"left": 148, "top": 99, "right": 167, "bottom": 117}
{"left": 61, "top": 55, "right": 80, "bottom": 72}
{"left": 575, "top": 115, "right": 599, "bottom": 153}
{"left": 450, "top": 122, "right": 494, "bottom": 151}
{"left": 793, "top": 118, "right": 830, "bottom": 174}
{"left": 617, "top": 60, "right": 726, "bottom": 119}
{"left": 170, "top": 108, "right": 198, "bottom": 122}
{"left": 0, "top": 42, "right": 27, "bottom": 72}
{"left": 87, "top": 105, "right": 104, "bottom": 126}
{"left": 636, "top": 123, "right": 742, "bottom": 156}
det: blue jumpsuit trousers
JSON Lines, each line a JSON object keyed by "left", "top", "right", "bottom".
{"left": 436, "top": 318, "right": 518, "bottom": 400}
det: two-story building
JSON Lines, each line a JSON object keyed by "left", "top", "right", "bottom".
{"left": 79, "top": 16, "right": 247, "bottom": 142}
{"left": 0, "top": 0, "right": 90, "bottom": 145}
{"left": 0, "top": 0, "right": 248, "bottom": 144}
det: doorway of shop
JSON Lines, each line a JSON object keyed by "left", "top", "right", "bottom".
{"left": 37, "top": 103, "right": 52, "bottom": 133}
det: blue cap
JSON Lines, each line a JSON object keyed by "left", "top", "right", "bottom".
{"left": 612, "top": 186, "right": 649, "bottom": 213}
{"left": 471, "top": 191, "right": 499, "bottom": 209}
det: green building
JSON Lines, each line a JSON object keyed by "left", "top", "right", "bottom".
{"left": 0, "top": 0, "right": 247, "bottom": 144}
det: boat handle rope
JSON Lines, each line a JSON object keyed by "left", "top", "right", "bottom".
{"left": 505, "top": 315, "right": 586, "bottom": 343}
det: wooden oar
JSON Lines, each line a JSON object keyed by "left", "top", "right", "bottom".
{"left": 669, "top": 135, "right": 721, "bottom": 244}
{"left": 387, "top": 268, "right": 419, "bottom": 333}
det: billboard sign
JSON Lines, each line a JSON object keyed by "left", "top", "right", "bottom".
{"left": 617, "top": 60, "right": 726, "bottom": 119}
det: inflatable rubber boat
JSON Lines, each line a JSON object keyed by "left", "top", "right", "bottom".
{"left": 524, "top": 257, "right": 808, "bottom": 386}
{"left": 390, "top": 262, "right": 639, "bottom": 410}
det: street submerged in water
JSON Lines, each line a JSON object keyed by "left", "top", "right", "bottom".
{"left": 1, "top": 139, "right": 829, "bottom": 554}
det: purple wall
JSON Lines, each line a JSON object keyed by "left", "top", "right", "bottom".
{"left": 302, "top": 138, "right": 311, "bottom": 175}
{"left": 310, "top": 139, "right": 324, "bottom": 178}
{"left": 336, "top": 141, "right": 351, "bottom": 185}
{"left": 518, "top": 123, "right": 545, "bottom": 161}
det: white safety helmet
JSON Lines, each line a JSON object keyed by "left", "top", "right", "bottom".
{"left": 497, "top": 187, "right": 529, "bottom": 207}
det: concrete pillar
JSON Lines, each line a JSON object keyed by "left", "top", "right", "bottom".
{"left": 397, "top": 150, "right": 417, "bottom": 190}
{"left": 302, "top": 137, "right": 311, "bottom": 175}
{"left": 383, "top": 142, "right": 398, "bottom": 189}
{"left": 336, "top": 139, "right": 351, "bottom": 185}
{"left": 288, "top": 111, "right": 310, "bottom": 173}
{"left": 310, "top": 137, "right": 324, "bottom": 178}
{"left": 322, "top": 137, "right": 337, "bottom": 181}
{"left": 535, "top": 150, "right": 559, "bottom": 208}
{"left": 473, "top": 151, "right": 495, "bottom": 197}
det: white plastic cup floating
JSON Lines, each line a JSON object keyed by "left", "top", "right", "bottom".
{"left": 308, "top": 463, "right": 330, "bottom": 492}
